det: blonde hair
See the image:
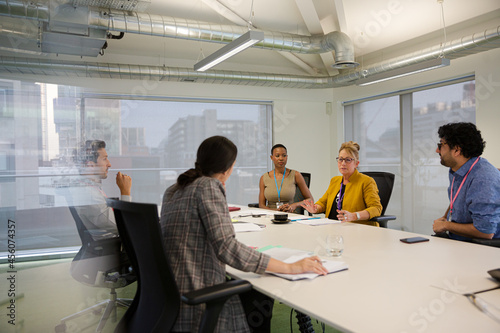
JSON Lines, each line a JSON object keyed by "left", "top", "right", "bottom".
{"left": 339, "top": 141, "right": 360, "bottom": 161}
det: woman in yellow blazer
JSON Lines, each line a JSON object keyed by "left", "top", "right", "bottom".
{"left": 302, "top": 141, "right": 383, "bottom": 226}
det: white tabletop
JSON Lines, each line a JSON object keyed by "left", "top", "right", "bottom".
{"left": 227, "top": 207, "right": 500, "bottom": 333}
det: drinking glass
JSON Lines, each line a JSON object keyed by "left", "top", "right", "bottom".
{"left": 326, "top": 234, "right": 344, "bottom": 257}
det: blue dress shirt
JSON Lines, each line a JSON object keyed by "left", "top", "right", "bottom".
{"left": 447, "top": 157, "right": 500, "bottom": 241}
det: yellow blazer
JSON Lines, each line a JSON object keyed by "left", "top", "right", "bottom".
{"left": 316, "top": 169, "right": 382, "bottom": 226}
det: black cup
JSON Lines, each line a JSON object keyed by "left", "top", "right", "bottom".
{"left": 274, "top": 213, "right": 288, "bottom": 221}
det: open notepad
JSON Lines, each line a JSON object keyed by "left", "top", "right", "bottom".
{"left": 260, "top": 246, "right": 348, "bottom": 280}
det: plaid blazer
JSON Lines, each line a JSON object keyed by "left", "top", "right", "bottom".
{"left": 160, "top": 176, "right": 270, "bottom": 332}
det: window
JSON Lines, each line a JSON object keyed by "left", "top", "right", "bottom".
{"left": 0, "top": 88, "right": 6, "bottom": 116}
{"left": 0, "top": 79, "right": 272, "bottom": 262}
{"left": 345, "top": 95, "right": 401, "bottom": 221}
{"left": 344, "top": 78, "right": 475, "bottom": 233}
{"left": 82, "top": 97, "right": 271, "bottom": 205}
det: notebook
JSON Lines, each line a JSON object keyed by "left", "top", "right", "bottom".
{"left": 261, "top": 246, "right": 348, "bottom": 280}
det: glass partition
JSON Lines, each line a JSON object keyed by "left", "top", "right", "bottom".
{"left": 0, "top": 79, "right": 272, "bottom": 262}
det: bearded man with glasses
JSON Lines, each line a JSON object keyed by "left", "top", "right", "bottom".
{"left": 433, "top": 122, "right": 500, "bottom": 241}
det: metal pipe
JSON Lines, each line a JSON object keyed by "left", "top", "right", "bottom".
{"left": 332, "top": 26, "right": 500, "bottom": 85}
{"left": 0, "top": 0, "right": 49, "bottom": 21}
{"left": 0, "top": 1, "right": 499, "bottom": 88}
{"left": 0, "top": 56, "right": 333, "bottom": 88}
{"left": 88, "top": 9, "right": 350, "bottom": 55}
{"left": 0, "top": 0, "right": 357, "bottom": 65}
{"left": 1, "top": 21, "right": 499, "bottom": 89}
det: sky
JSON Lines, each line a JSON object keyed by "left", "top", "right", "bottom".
{"left": 120, "top": 100, "right": 261, "bottom": 147}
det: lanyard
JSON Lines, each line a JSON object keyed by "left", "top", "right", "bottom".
{"left": 337, "top": 179, "right": 345, "bottom": 211}
{"left": 449, "top": 157, "right": 480, "bottom": 221}
{"left": 274, "top": 167, "right": 286, "bottom": 202}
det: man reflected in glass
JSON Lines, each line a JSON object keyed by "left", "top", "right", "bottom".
{"left": 59, "top": 140, "right": 134, "bottom": 280}
{"left": 68, "top": 140, "right": 132, "bottom": 233}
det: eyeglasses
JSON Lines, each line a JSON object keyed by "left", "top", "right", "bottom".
{"left": 437, "top": 142, "right": 447, "bottom": 150}
{"left": 336, "top": 157, "right": 355, "bottom": 164}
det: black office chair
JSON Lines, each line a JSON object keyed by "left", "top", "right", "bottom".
{"left": 55, "top": 206, "right": 135, "bottom": 333}
{"left": 249, "top": 171, "right": 311, "bottom": 215}
{"left": 362, "top": 172, "right": 397, "bottom": 228}
{"left": 293, "top": 172, "right": 311, "bottom": 215}
{"left": 106, "top": 199, "right": 252, "bottom": 333}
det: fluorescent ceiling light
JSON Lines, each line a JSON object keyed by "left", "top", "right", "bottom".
{"left": 194, "top": 30, "right": 264, "bottom": 72}
{"left": 357, "top": 58, "right": 450, "bottom": 86}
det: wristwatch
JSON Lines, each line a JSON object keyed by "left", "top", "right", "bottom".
{"left": 355, "top": 212, "right": 361, "bottom": 220}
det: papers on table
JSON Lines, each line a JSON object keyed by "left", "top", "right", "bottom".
{"left": 297, "top": 217, "right": 341, "bottom": 226}
{"left": 232, "top": 222, "right": 263, "bottom": 233}
{"left": 261, "top": 246, "right": 348, "bottom": 280}
{"left": 231, "top": 209, "right": 275, "bottom": 218}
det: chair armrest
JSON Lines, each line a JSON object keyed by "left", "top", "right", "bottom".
{"left": 371, "top": 215, "right": 396, "bottom": 223}
{"left": 248, "top": 203, "right": 259, "bottom": 208}
{"left": 181, "top": 279, "right": 252, "bottom": 305}
{"left": 471, "top": 238, "right": 500, "bottom": 248}
{"left": 370, "top": 215, "right": 396, "bottom": 228}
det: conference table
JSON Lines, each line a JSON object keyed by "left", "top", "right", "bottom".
{"left": 226, "top": 206, "right": 500, "bottom": 333}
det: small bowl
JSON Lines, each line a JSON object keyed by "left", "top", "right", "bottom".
{"left": 274, "top": 213, "right": 288, "bottom": 221}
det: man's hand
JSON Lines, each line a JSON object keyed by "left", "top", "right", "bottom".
{"left": 116, "top": 171, "right": 132, "bottom": 196}
{"left": 433, "top": 217, "right": 448, "bottom": 233}
{"left": 433, "top": 216, "right": 494, "bottom": 239}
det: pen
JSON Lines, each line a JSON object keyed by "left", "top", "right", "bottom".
{"left": 237, "top": 214, "right": 266, "bottom": 218}
{"left": 290, "top": 217, "right": 321, "bottom": 222}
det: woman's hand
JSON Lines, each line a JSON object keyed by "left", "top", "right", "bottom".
{"left": 279, "top": 203, "right": 296, "bottom": 212}
{"left": 266, "top": 256, "right": 328, "bottom": 275}
{"left": 336, "top": 210, "right": 355, "bottom": 222}
{"left": 300, "top": 200, "right": 319, "bottom": 214}
{"left": 278, "top": 203, "right": 290, "bottom": 212}
{"left": 287, "top": 256, "right": 328, "bottom": 275}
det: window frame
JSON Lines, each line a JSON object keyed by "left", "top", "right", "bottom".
{"left": 343, "top": 75, "right": 476, "bottom": 232}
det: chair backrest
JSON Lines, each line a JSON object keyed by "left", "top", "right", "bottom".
{"left": 106, "top": 199, "right": 180, "bottom": 333}
{"left": 362, "top": 172, "right": 395, "bottom": 216}
{"left": 69, "top": 206, "right": 124, "bottom": 286}
{"left": 293, "top": 172, "right": 311, "bottom": 214}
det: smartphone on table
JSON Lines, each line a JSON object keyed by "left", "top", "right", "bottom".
{"left": 400, "top": 237, "right": 429, "bottom": 244}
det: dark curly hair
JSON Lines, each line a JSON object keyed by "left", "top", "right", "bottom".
{"left": 437, "top": 122, "right": 485, "bottom": 158}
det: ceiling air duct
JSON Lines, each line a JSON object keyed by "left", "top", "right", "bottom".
{"left": 42, "top": 2, "right": 107, "bottom": 57}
